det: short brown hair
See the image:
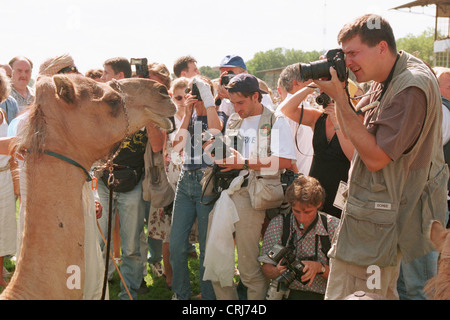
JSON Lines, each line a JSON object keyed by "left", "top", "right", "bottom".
{"left": 173, "top": 55, "right": 197, "bottom": 78}
{"left": 104, "top": 57, "right": 132, "bottom": 78}
{"left": 226, "top": 81, "right": 263, "bottom": 103}
{"left": 337, "top": 14, "right": 397, "bottom": 54}
{"left": 285, "top": 175, "right": 326, "bottom": 208}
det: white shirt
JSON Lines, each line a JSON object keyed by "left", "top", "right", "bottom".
{"left": 443, "top": 104, "right": 450, "bottom": 145}
{"left": 275, "top": 94, "right": 314, "bottom": 175}
{"left": 238, "top": 114, "right": 297, "bottom": 161}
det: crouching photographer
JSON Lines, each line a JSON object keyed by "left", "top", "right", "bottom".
{"left": 259, "top": 175, "right": 340, "bottom": 300}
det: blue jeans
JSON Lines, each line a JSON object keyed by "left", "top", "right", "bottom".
{"left": 97, "top": 178, "right": 146, "bottom": 300}
{"left": 397, "top": 251, "right": 439, "bottom": 300}
{"left": 169, "top": 169, "right": 216, "bottom": 300}
{"left": 397, "top": 211, "right": 449, "bottom": 300}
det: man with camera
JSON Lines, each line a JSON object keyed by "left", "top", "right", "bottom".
{"left": 207, "top": 73, "right": 297, "bottom": 300}
{"left": 313, "top": 14, "right": 448, "bottom": 299}
{"left": 259, "top": 175, "right": 340, "bottom": 300}
{"left": 96, "top": 57, "right": 148, "bottom": 300}
{"left": 276, "top": 64, "right": 315, "bottom": 176}
{"left": 216, "top": 55, "right": 274, "bottom": 117}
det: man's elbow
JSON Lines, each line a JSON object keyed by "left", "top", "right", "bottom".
{"left": 363, "top": 158, "right": 391, "bottom": 172}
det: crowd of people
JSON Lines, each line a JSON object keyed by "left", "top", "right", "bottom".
{"left": 0, "top": 13, "right": 449, "bottom": 301}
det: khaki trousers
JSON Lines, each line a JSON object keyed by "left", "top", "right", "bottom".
{"left": 325, "top": 255, "right": 401, "bottom": 300}
{"left": 211, "top": 186, "right": 268, "bottom": 300}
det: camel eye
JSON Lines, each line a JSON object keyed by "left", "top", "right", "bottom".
{"left": 109, "top": 98, "right": 122, "bottom": 107}
{"left": 104, "top": 95, "right": 122, "bottom": 108}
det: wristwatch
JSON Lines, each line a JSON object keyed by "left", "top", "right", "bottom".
{"left": 242, "top": 159, "right": 249, "bottom": 170}
{"left": 318, "top": 264, "right": 326, "bottom": 274}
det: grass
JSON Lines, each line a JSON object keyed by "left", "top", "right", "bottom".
{"left": 2, "top": 243, "right": 243, "bottom": 300}
{"left": 2, "top": 198, "right": 241, "bottom": 299}
{"left": 1, "top": 249, "right": 202, "bottom": 300}
{"left": 108, "top": 249, "right": 202, "bottom": 300}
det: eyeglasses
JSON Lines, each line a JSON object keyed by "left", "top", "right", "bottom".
{"left": 174, "top": 95, "right": 185, "bottom": 101}
{"left": 58, "top": 66, "right": 79, "bottom": 74}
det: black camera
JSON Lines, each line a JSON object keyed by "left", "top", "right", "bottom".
{"left": 268, "top": 244, "right": 307, "bottom": 284}
{"left": 130, "top": 58, "right": 149, "bottom": 78}
{"left": 315, "top": 92, "right": 332, "bottom": 107}
{"left": 299, "top": 48, "right": 347, "bottom": 82}
{"left": 185, "top": 82, "right": 202, "bottom": 101}
{"left": 191, "top": 82, "right": 202, "bottom": 101}
{"left": 207, "top": 134, "right": 231, "bottom": 160}
{"left": 220, "top": 71, "right": 235, "bottom": 86}
{"left": 265, "top": 244, "right": 308, "bottom": 300}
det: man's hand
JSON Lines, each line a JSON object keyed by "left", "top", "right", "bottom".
{"left": 314, "top": 67, "right": 348, "bottom": 105}
{"left": 217, "top": 71, "right": 232, "bottom": 99}
{"left": 300, "top": 261, "right": 324, "bottom": 286}
{"left": 95, "top": 200, "right": 103, "bottom": 219}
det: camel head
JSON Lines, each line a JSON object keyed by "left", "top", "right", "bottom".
{"left": 18, "top": 74, "right": 176, "bottom": 167}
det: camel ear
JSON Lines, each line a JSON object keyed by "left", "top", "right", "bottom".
{"left": 429, "top": 220, "right": 447, "bottom": 252}
{"left": 53, "top": 75, "right": 76, "bottom": 104}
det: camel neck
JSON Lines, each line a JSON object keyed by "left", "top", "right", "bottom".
{"left": 2, "top": 158, "right": 87, "bottom": 299}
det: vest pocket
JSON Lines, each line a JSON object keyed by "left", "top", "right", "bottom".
{"left": 420, "top": 163, "right": 448, "bottom": 233}
{"left": 335, "top": 199, "right": 398, "bottom": 267}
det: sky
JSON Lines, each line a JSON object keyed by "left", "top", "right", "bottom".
{"left": 0, "top": 0, "right": 438, "bottom": 79}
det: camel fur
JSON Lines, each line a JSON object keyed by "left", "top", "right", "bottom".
{"left": 0, "top": 74, "right": 176, "bottom": 299}
{"left": 424, "top": 220, "right": 450, "bottom": 300}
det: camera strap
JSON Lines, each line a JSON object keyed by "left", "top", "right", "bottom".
{"left": 378, "top": 54, "right": 400, "bottom": 104}
{"left": 282, "top": 212, "right": 330, "bottom": 260}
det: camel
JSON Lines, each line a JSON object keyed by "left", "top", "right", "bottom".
{"left": 0, "top": 74, "right": 176, "bottom": 299}
{"left": 424, "top": 220, "right": 450, "bottom": 300}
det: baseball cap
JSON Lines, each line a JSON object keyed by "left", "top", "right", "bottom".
{"left": 219, "top": 55, "right": 247, "bottom": 70}
{"left": 225, "top": 73, "right": 267, "bottom": 94}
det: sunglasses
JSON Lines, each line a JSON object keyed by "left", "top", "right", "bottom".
{"left": 58, "top": 66, "right": 78, "bottom": 74}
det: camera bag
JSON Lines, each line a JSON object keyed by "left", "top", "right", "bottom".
{"left": 200, "top": 164, "right": 241, "bottom": 205}
{"left": 101, "top": 165, "right": 143, "bottom": 193}
{"left": 142, "top": 141, "right": 175, "bottom": 208}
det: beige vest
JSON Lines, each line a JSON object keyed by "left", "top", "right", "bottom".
{"left": 225, "top": 105, "right": 276, "bottom": 158}
{"left": 329, "top": 51, "right": 449, "bottom": 267}
{"left": 225, "top": 105, "right": 282, "bottom": 177}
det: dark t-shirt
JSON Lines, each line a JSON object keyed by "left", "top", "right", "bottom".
{"left": 114, "top": 128, "right": 148, "bottom": 168}
{"left": 363, "top": 85, "right": 427, "bottom": 169}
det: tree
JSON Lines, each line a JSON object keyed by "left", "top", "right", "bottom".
{"left": 199, "top": 66, "right": 220, "bottom": 79}
{"left": 396, "top": 28, "right": 434, "bottom": 65}
{"left": 245, "top": 48, "right": 322, "bottom": 83}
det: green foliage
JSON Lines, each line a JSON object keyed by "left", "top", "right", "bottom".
{"left": 246, "top": 47, "right": 322, "bottom": 76}
{"left": 199, "top": 66, "right": 220, "bottom": 79}
{"left": 395, "top": 28, "right": 434, "bottom": 65}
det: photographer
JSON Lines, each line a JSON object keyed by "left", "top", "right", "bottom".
{"left": 279, "top": 80, "right": 360, "bottom": 219}
{"left": 314, "top": 14, "right": 448, "bottom": 300}
{"left": 276, "top": 64, "right": 314, "bottom": 176}
{"left": 216, "top": 55, "right": 274, "bottom": 116}
{"left": 206, "top": 73, "right": 297, "bottom": 300}
{"left": 169, "top": 75, "right": 226, "bottom": 300}
{"left": 259, "top": 175, "right": 339, "bottom": 300}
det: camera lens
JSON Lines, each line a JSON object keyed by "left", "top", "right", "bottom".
{"left": 315, "top": 92, "right": 332, "bottom": 107}
{"left": 299, "top": 60, "right": 331, "bottom": 82}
